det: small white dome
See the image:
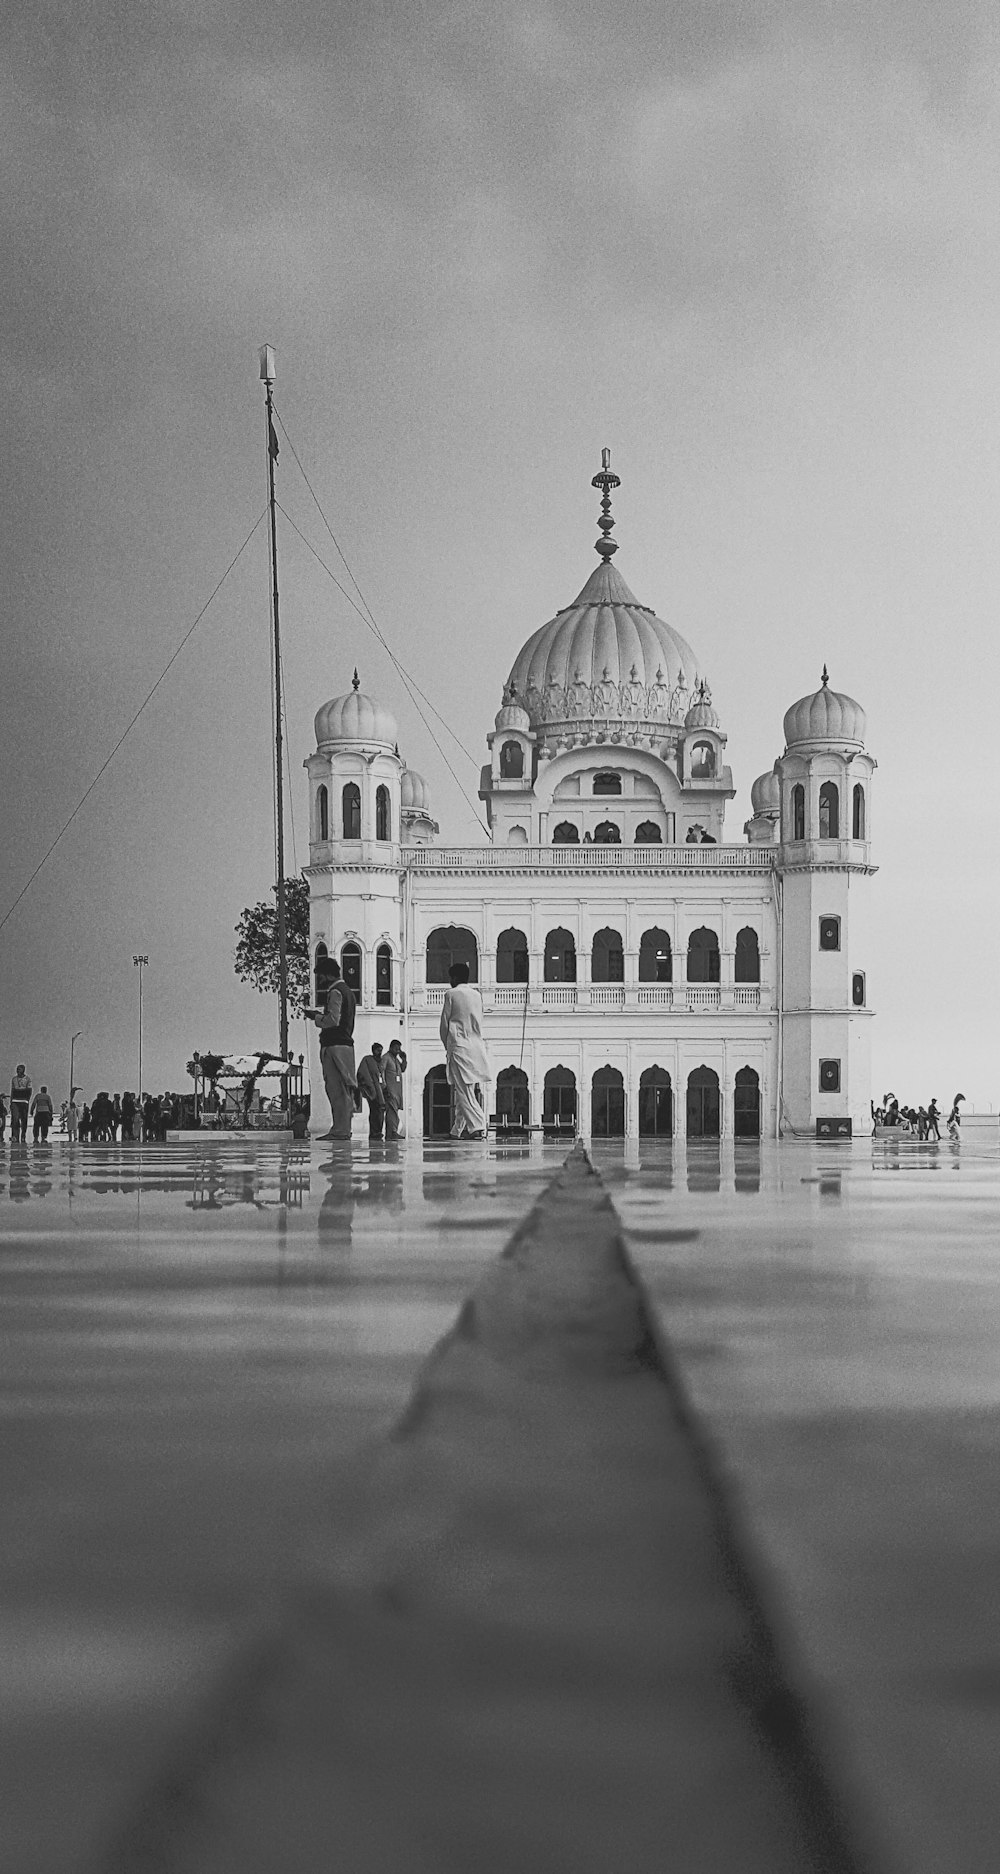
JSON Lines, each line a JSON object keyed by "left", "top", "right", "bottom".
{"left": 315, "top": 678, "right": 397, "bottom": 751}
{"left": 400, "top": 768, "right": 430, "bottom": 811}
{"left": 784, "top": 672, "right": 866, "bottom": 750}
{"left": 750, "top": 769, "right": 780, "bottom": 815}
{"left": 495, "top": 701, "right": 531, "bottom": 733}
{"left": 685, "top": 680, "right": 720, "bottom": 731}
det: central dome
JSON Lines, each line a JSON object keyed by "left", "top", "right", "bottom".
{"left": 505, "top": 559, "right": 703, "bottom": 738}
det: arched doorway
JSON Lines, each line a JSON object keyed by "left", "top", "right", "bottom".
{"left": 639, "top": 1065, "right": 673, "bottom": 1137}
{"left": 733, "top": 1066, "right": 761, "bottom": 1137}
{"left": 342, "top": 782, "right": 361, "bottom": 840}
{"left": 687, "top": 1065, "right": 721, "bottom": 1139}
{"left": 819, "top": 781, "right": 840, "bottom": 839}
{"left": 423, "top": 1065, "right": 452, "bottom": 1137}
{"left": 544, "top": 928, "right": 576, "bottom": 982}
{"left": 591, "top": 1065, "right": 625, "bottom": 1137}
{"left": 591, "top": 927, "right": 624, "bottom": 983}
{"left": 639, "top": 928, "right": 672, "bottom": 982}
{"left": 593, "top": 820, "right": 621, "bottom": 844}
{"left": 495, "top": 1066, "right": 529, "bottom": 1132}
{"left": 687, "top": 927, "right": 721, "bottom": 983}
{"left": 542, "top": 1065, "right": 577, "bottom": 1135}
{"left": 552, "top": 821, "right": 579, "bottom": 844}
{"left": 496, "top": 927, "right": 529, "bottom": 983}
{"left": 341, "top": 941, "right": 362, "bottom": 997}
{"left": 734, "top": 927, "right": 760, "bottom": 983}
{"left": 426, "top": 926, "right": 479, "bottom": 983}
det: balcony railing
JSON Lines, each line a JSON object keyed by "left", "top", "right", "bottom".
{"left": 637, "top": 986, "right": 673, "bottom": 1008}
{"left": 542, "top": 986, "right": 578, "bottom": 1008}
{"left": 734, "top": 985, "right": 761, "bottom": 1008}
{"left": 590, "top": 985, "right": 626, "bottom": 1008}
{"left": 494, "top": 985, "right": 529, "bottom": 1007}
{"left": 405, "top": 844, "right": 767, "bottom": 872}
{"left": 686, "top": 986, "right": 721, "bottom": 1011}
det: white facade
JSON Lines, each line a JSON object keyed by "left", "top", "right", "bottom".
{"left": 303, "top": 465, "right": 877, "bottom": 1140}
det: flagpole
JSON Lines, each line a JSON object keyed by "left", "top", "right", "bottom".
{"left": 259, "top": 345, "right": 289, "bottom": 1065}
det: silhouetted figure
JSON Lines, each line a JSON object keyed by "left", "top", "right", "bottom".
{"left": 9, "top": 1066, "right": 31, "bottom": 1143}
{"left": 31, "top": 1086, "right": 54, "bottom": 1142}
{"left": 79, "top": 1103, "right": 92, "bottom": 1143}
{"left": 384, "top": 1040, "right": 406, "bottom": 1140}
{"left": 121, "top": 1091, "right": 136, "bottom": 1142}
{"left": 948, "top": 1093, "right": 965, "bottom": 1141}
{"left": 927, "top": 1099, "right": 941, "bottom": 1140}
{"left": 357, "top": 1043, "right": 387, "bottom": 1139}
{"left": 112, "top": 1094, "right": 122, "bottom": 1141}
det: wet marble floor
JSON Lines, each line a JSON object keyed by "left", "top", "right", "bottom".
{"left": 2, "top": 1131, "right": 999, "bottom": 1872}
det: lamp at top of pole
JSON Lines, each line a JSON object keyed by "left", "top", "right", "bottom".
{"left": 259, "top": 344, "right": 276, "bottom": 384}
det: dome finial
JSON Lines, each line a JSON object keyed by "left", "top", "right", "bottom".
{"left": 821, "top": 664, "right": 829, "bottom": 688}
{"left": 591, "top": 446, "right": 621, "bottom": 561}
{"left": 352, "top": 667, "right": 360, "bottom": 692}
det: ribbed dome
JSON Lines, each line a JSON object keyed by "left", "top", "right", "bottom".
{"left": 315, "top": 687, "right": 398, "bottom": 751}
{"left": 505, "top": 560, "right": 702, "bottom": 736}
{"left": 783, "top": 675, "right": 866, "bottom": 750}
{"left": 685, "top": 681, "right": 719, "bottom": 731}
{"left": 750, "top": 769, "right": 780, "bottom": 814}
{"left": 400, "top": 768, "right": 430, "bottom": 811}
{"left": 495, "top": 700, "right": 531, "bottom": 734}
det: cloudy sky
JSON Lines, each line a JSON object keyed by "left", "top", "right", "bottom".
{"left": 3, "top": 0, "right": 999, "bottom": 1108}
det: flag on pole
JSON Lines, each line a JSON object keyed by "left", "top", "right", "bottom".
{"left": 268, "top": 417, "right": 279, "bottom": 461}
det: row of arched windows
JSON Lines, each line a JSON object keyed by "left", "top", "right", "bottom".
{"left": 426, "top": 924, "right": 761, "bottom": 985}
{"left": 790, "top": 781, "right": 865, "bottom": 842}
{"left": 316, "top": 783, "right": 392, "bottom": 843}
{"left": 423, "top": 1062, "right": 761, "bottom": 1138}
{"left": 552, "top": 821, "right": 664, "bottom": 844}
{"left": 315, "top": 941, "right": 394, "bottom": 1006}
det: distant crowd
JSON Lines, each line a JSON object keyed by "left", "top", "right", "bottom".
{"left": 1, "top": 1067, "right": 185, "bottom": 1143}
{"left": 873, "top": 1092, "right": 964, "bottom": 1140}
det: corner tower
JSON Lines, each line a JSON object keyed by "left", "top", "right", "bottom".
{"left": 774, "top": 669, "right": 876, "bottom": 1135}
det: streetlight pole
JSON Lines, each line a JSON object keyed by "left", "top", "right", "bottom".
{"left": 133, "top": 955, "right": 148, "bottom": 1101}
{"left": 69, "top": 1031, "right": 82, "bottom": 1103}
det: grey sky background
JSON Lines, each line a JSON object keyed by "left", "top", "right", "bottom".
{"left": 3, "top": 0, "right": 999, "bottom": 1105}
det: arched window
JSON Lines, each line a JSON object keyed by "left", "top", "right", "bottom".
{"left": 543, "top": 1065, "right": 577, "bottom": 1132}
{"left": 317, "top": 784, "right": 329, "bottom": 842}
{"left": 342, "top": 782, "right": 361, "bottom": 840}
{"left": 691, "top": 741, "right": 716, "bottom": 777}
{"left": 819, "top": 781, "right": 839, "bottom": 839}
{"left": 639, "top": 928, "right": 672, "bottom": 982}
{"left": 734, "top": 927, "right": 760, "bottom": 983}
{"left": 341, "top": 941, "right": 362, "bottom": 996}
{"left": 593, "top": 820, "right": 621, "bottom": 844}
{"left": 499, "top": 740, "right": 524, "bottom": 779}
{"left": 375, "top": 784, "right": 390, "bottom": 841}
{"left": 734, "top": 1066, "right": 760, "bottom": 1138}
{"left": 496, "top": 927, "right": 528, "bottom": 984}
{"left": 639, "top": 1065, "right": 672, "bottom": 1137}
{"left": 426, "top": 926, "right": 479, "bottom": 984}
{"left": 591, "top": 926, "right": 624, "bottom": 983}
{"left": 635, "top": 820, "right": 662, "bottom": 843}
{"left": 495, "top": 1065, "right": 529, "bottom": 1130}
{"left": 591, "top": 1066, "right": 625, "bottom": 1137}
{"left": 853, "top": 783, "right": 865, "bottom": 839}
{"left": 593, "top": 771, "right": 622, "bottom": 796}
{"left": 552, "top": 821, "right": 580, "bottom": 844}
{"left": 686, "top": 1065, "right": 721, "bottom": 1138}
{"left": 792, "top": 783, "right": 805, "bottom": 841}
{"left": 314, "top": 942, "right": 336, "bottom": 1002}
{"left": 687, "top": 926, "right": 720, "bottom": 984}
{"left": 544, "top": 927, "right": 576, "bottom": 983}
{"left": 376, "top": 943, "right": 392, "bottom": 1006}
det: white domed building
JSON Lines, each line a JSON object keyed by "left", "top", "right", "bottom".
{"left": 304, "top": 459, "right": 876, "bottom": 1138}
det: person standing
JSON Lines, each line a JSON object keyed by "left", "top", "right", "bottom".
{"left": 10, "top": 1066, "right": 31, "bottom": 1144}
{"left": 307, "top": 960, "right": 358, "bottom": 1141}
{"left": 384, "top": 1040, "right": 406, "bottom": 1140}
{"left": 66, "top": 1097, "right": 79, "bottom": 1142}
{"left": 79, "top": 1102, "right": 91, "bottom": 1143}
{"left": 947, "top": 1093, "right": 965, "bottom": 1141}
{"left": 927, "top": 1098, "right": 941, "bottom": 1141}
{"left": 356, "top": 1043, "right": 387, "bottom": 1139}
{"left": 439, "top": 962, "right": 490, "bottom": 1140}
{"left": 121, "top": 1090, "right": 136, "bottom": 1142}
{"left": 31, "top": 1085, "right": 54, "bottom": 1142}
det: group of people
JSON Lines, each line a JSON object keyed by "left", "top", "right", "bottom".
{"left": 308, "top": 956, "right": 489, "bottom": 1142}
{"left": 873, "top": 1092, "right": 964, "bottom": 1140}
{"left": 2, "top": 1068, "right": 184, "bottom": 1144}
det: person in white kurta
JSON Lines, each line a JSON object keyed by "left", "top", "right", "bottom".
{"left": 439, "top": 964, "right": 490, "bottom": 1138}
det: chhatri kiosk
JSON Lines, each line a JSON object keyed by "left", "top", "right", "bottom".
{"left": 303, "top": 457, "right": 876, "bottom": 1140}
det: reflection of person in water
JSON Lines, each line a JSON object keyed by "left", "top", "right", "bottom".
{"left": 318, "top": 1157, "right": 357, "bottom": 1254}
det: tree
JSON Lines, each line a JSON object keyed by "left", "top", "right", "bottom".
{"left": 234, "top": 877, "right": 311, "bottom": 1015}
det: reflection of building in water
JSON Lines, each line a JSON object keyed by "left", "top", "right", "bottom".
{"left": 304, "top": 457, "right": 877, "bottom": 1140}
